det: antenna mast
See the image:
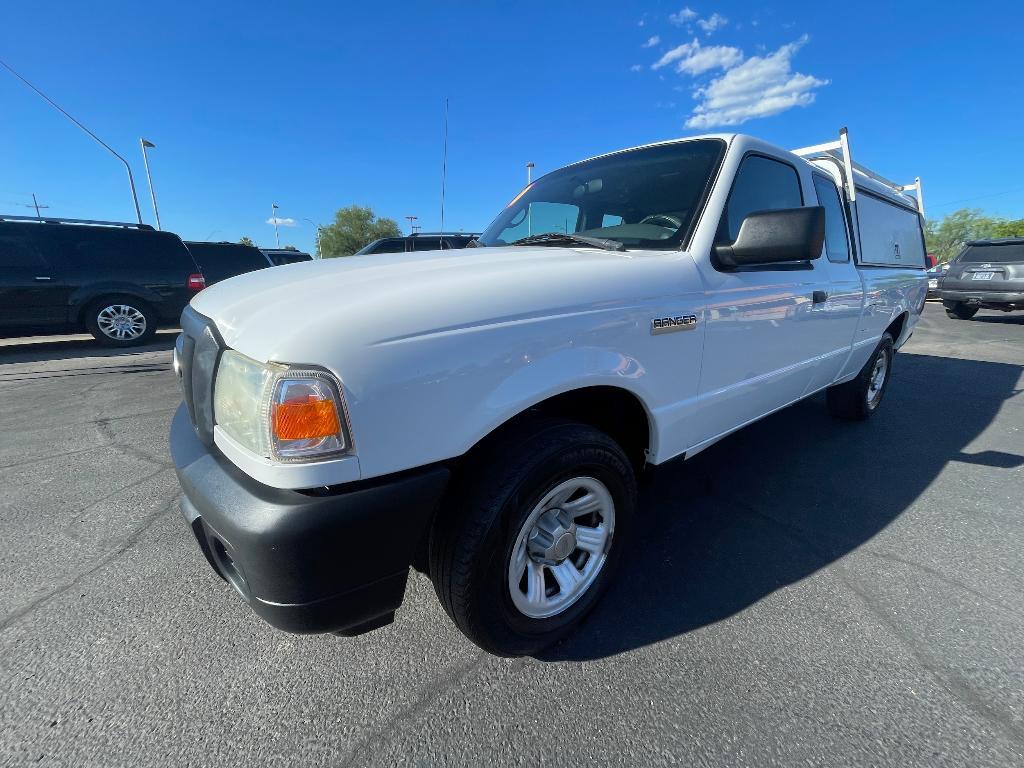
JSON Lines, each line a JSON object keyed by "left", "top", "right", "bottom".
{"left": 440, "top": 98, "right": 449, "bottom": 249}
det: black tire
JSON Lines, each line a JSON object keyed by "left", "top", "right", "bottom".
{"left": 827, "top": 333, "right": 895, "bottom": 421}
{"left": 84, "top": 296, "right": 158, "bottom": 347}
{"left": 944, "top": 302, "right": 978, "bottom": 320}
{"left": 428, "top": 420, "right": 637, "bottom": 657}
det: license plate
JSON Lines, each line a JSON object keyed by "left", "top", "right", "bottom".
{"left": 972, "top": 271, "right": 994, "bottom": 280}
{"left": 928, "top": 279, "right": 938, "bottom": 288}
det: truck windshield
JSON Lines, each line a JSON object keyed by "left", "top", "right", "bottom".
{"left": 958, "top": 243, "right": 1024, "bottom": 263}
{"left": 477, "top": 139, "right": 725, "bottom": 250}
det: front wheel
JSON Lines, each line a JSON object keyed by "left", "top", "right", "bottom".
{"left": 827, "top": 333, "right": 894, "bottom": 421}
{"left": 428, "top": 420, "right": 636, "bottom": 656}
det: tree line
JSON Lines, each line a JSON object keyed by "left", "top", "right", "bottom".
{"left": 925, "top": 209, "right": 1024, "bottom": 263}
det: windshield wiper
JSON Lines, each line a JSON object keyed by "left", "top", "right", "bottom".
{"left": 510, "top": 232, "right": 625, "bottom": 251}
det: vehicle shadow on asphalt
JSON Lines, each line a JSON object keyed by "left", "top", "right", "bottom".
{"left": 0, "top": 332, "right": 176, "bottom": 366}
{"left": 546, "top": 351, "right": 1024, "bottom": 661}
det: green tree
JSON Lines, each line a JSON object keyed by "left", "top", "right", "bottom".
{"left": 319, "top": 205, "right": 401, "bottom": 258}
{"left": 238, "top": 236, "right": 255, "bottom": 246}
{"left": 992, "top": 219, "right": 1024, "bottom": 238}
{"left": 924, "top": 208, "right": 1001, "bottom": 262}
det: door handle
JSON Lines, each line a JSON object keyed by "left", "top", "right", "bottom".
{"left": 812, "top": 290, "right": 829, "bottom": 304}
{"left": 34, "top": 276, "right": 53, "bottom": 281}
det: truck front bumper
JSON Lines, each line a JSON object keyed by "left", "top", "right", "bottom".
{"left": 170, "top": 404, "right": 449, "bottom": 635}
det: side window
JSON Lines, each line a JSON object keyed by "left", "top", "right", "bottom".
{"left": 413, "top": 238, "right": 443, "bottom": 252}
{"left": 373, "top": 239, "right": 408, "bottom": 254}
{"left": 0, "top": 231, "right": 48, "bottom": 270}
{"left": 724, "top": 155, "right": 803, "bottom": 241}
{"left": 812, "top": 175, "right": 851, "bottom": 262}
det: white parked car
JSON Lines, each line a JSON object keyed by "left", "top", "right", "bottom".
{"left": 171, "top": 129, "right": 928, "bottom": 656}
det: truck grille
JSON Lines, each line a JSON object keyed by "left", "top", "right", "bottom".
{"left": 177, "top": 306, "right": 224, "bottom": 447}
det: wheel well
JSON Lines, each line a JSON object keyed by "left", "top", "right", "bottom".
{"left": 886, "top": 312, "right": 907, "bottom": 343}
{"left": 77, "top": 293, "right": 153, "bottom": 325}
{"left": 412, "top": 386, "right": 652, "bottom": 574}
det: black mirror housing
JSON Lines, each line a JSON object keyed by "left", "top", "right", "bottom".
{"left": 715, "top": 206, "right": 825, "bottom": 268}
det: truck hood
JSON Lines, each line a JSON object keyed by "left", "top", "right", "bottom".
{"left": 190, "top": 245, "right": 682, "bottom": 365}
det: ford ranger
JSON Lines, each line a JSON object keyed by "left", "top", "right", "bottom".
{"left": 170, "top": 129, "right": 928, "bottom": 656}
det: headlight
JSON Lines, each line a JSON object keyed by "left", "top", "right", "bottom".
{"left": 213, "top": 350, "right": 351, "bottom": 462}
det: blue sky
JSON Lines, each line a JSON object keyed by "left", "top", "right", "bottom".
{"left": 2, "top": 1, "right": 1022, "bottom": 254}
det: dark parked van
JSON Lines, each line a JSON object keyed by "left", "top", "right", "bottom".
{"left": 0, "top": 216, "right": 204, "bottom": 346}
{"left": 354, "top": 232, "right": 479, "bottom": 255}
{"left": 184, "top": 241, "right": 273, "bottom": 286}
{"left": 261, "top": 247, "right": 314, "bottom": 265}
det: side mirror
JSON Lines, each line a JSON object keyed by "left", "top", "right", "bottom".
{"left": 715, "top": 206, "right": 825, "bottom": 268}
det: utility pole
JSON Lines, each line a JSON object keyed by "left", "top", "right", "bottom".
{"left": 21, "top": 194, "right": 49, "bottom": 220}
{"left": 526, "top": 162, "right": 535, "bottom": 236}
{"left": 139, "top": 138, "right": 161, "bottom": 230}
{"left": 405, "top": 215, "right": 418, "bottom": 234}
{"left": 440, "top": 97, "right": 449, "bottom": 248}
{"left": 0, "top": 58, "right": 142, "bottom": 223}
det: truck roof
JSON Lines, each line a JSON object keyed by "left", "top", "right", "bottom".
{"left": 557, "top": 131, "right": 922, "bottom": 215}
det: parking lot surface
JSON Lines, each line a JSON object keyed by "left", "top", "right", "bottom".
{"left": 0, "top": 305, "right": 1022, "bottom": 767}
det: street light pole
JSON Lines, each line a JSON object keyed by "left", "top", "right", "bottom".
{"left": 0, "top": 58, "right": 143, "bottom": 224}
{"left": 526, "top": 161, "right": 534, "bottom": 185}
{"left": 301, "top": 218, "right": 323, "bottom": 259}
{"left": 139, "top": 138, "right": 161, "bottom": 230}
{"left": 271, "top": 203, "right": 281, "bottom": 248}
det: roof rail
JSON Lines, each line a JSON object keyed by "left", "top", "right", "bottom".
{"left": 0, "top": 214, "right": 156, "bottom": 230}
{"left": 791, "top": 128, "right": 925, "bottom": 217}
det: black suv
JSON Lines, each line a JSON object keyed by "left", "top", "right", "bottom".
{"left": 0, "top": 216, "right": 204, "bottom": 346}
{"left": 185, "top": 241, "right": 275, "bottom": 286}
{"left": 938, "top": 238, "right": 1024, "bottom": 319}
{"left": 261, "top": 247, "right": 313, "bottom": 265}
{"left": 354, "top": 232, "right": 479, "bottom": 255}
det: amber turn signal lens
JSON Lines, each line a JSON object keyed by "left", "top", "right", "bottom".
{"left": 272, "top": 396, "right": 340, "bottom": 440}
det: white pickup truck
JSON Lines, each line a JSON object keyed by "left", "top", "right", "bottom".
{"left": 171, "top": 129, "right": 928, "bottom": 656}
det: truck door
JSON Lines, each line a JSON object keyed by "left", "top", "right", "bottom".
{"left": 801, "top": 172, "right": 863, "bottom": 393}
{"left": 691, "top": 153, "right": 835, "bottom": 445}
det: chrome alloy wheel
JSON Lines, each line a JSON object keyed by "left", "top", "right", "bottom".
{"left": 866, "top": 350, "right": 889, "bottom": 409}
{"left": 96, "top": 304, "right": 147, "bottom": 341}
{"left": 508, "top": 476, "right": 615, "bottom": 619}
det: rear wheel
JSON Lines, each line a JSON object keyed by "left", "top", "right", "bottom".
{"left": 944, "top": 301, "right": 978, "bottom": 320}
{"left": 428, "top": 420, "right": 636, "bottom": 656}
{"left": 827, "top": 333, "right": 894, "bottom": 421}
{"left": 84, "top": 296, "right": 157, "bottom": 347}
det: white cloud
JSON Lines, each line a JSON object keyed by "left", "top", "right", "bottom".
{"left": 684, "top": 36, "right": 828, "bottom": 128}
{"left": 697, "top": 12, "right": 728, "bottom": 34}
{"left": 652, "top": 38, "right": 743, "bottom": 75}
{"left": 642, "top": 35, "right": 660, "bottom": 48}
{"left": 669, "top": 7, "right": 698, "bottom": 25}
{"left": 266, "top": 217, "right": 296, "bottom": 227}
{"left": 630, "top": 64, "right": 644, "bottom": 72}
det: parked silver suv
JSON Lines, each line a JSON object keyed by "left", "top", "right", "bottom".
{"left": 939, "top": 238, "right": 1024, "bottom": 319}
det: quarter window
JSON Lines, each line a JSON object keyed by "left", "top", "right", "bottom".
{"left": 724, "top": 155, "right": 803, "bottom": 241}
{"left": 812, "top": 175, "right": 851, "bottom": 262}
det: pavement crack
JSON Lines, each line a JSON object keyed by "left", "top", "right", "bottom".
{"left": 340, "top": 650, "right": 490, "bottom": 766}
{"left": 862, "top": 548, "right": 1024, "bottom": 621}
{"left": 0, "top": 497, "right": 179, "bottom": 634}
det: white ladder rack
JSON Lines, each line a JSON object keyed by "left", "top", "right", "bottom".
{"left": 791, "top": 128, "right": 925, "bottom": 217}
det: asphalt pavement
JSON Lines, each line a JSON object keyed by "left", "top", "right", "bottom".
{"left": 0, "top": 305, "right": 1022, "bottom": 767}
